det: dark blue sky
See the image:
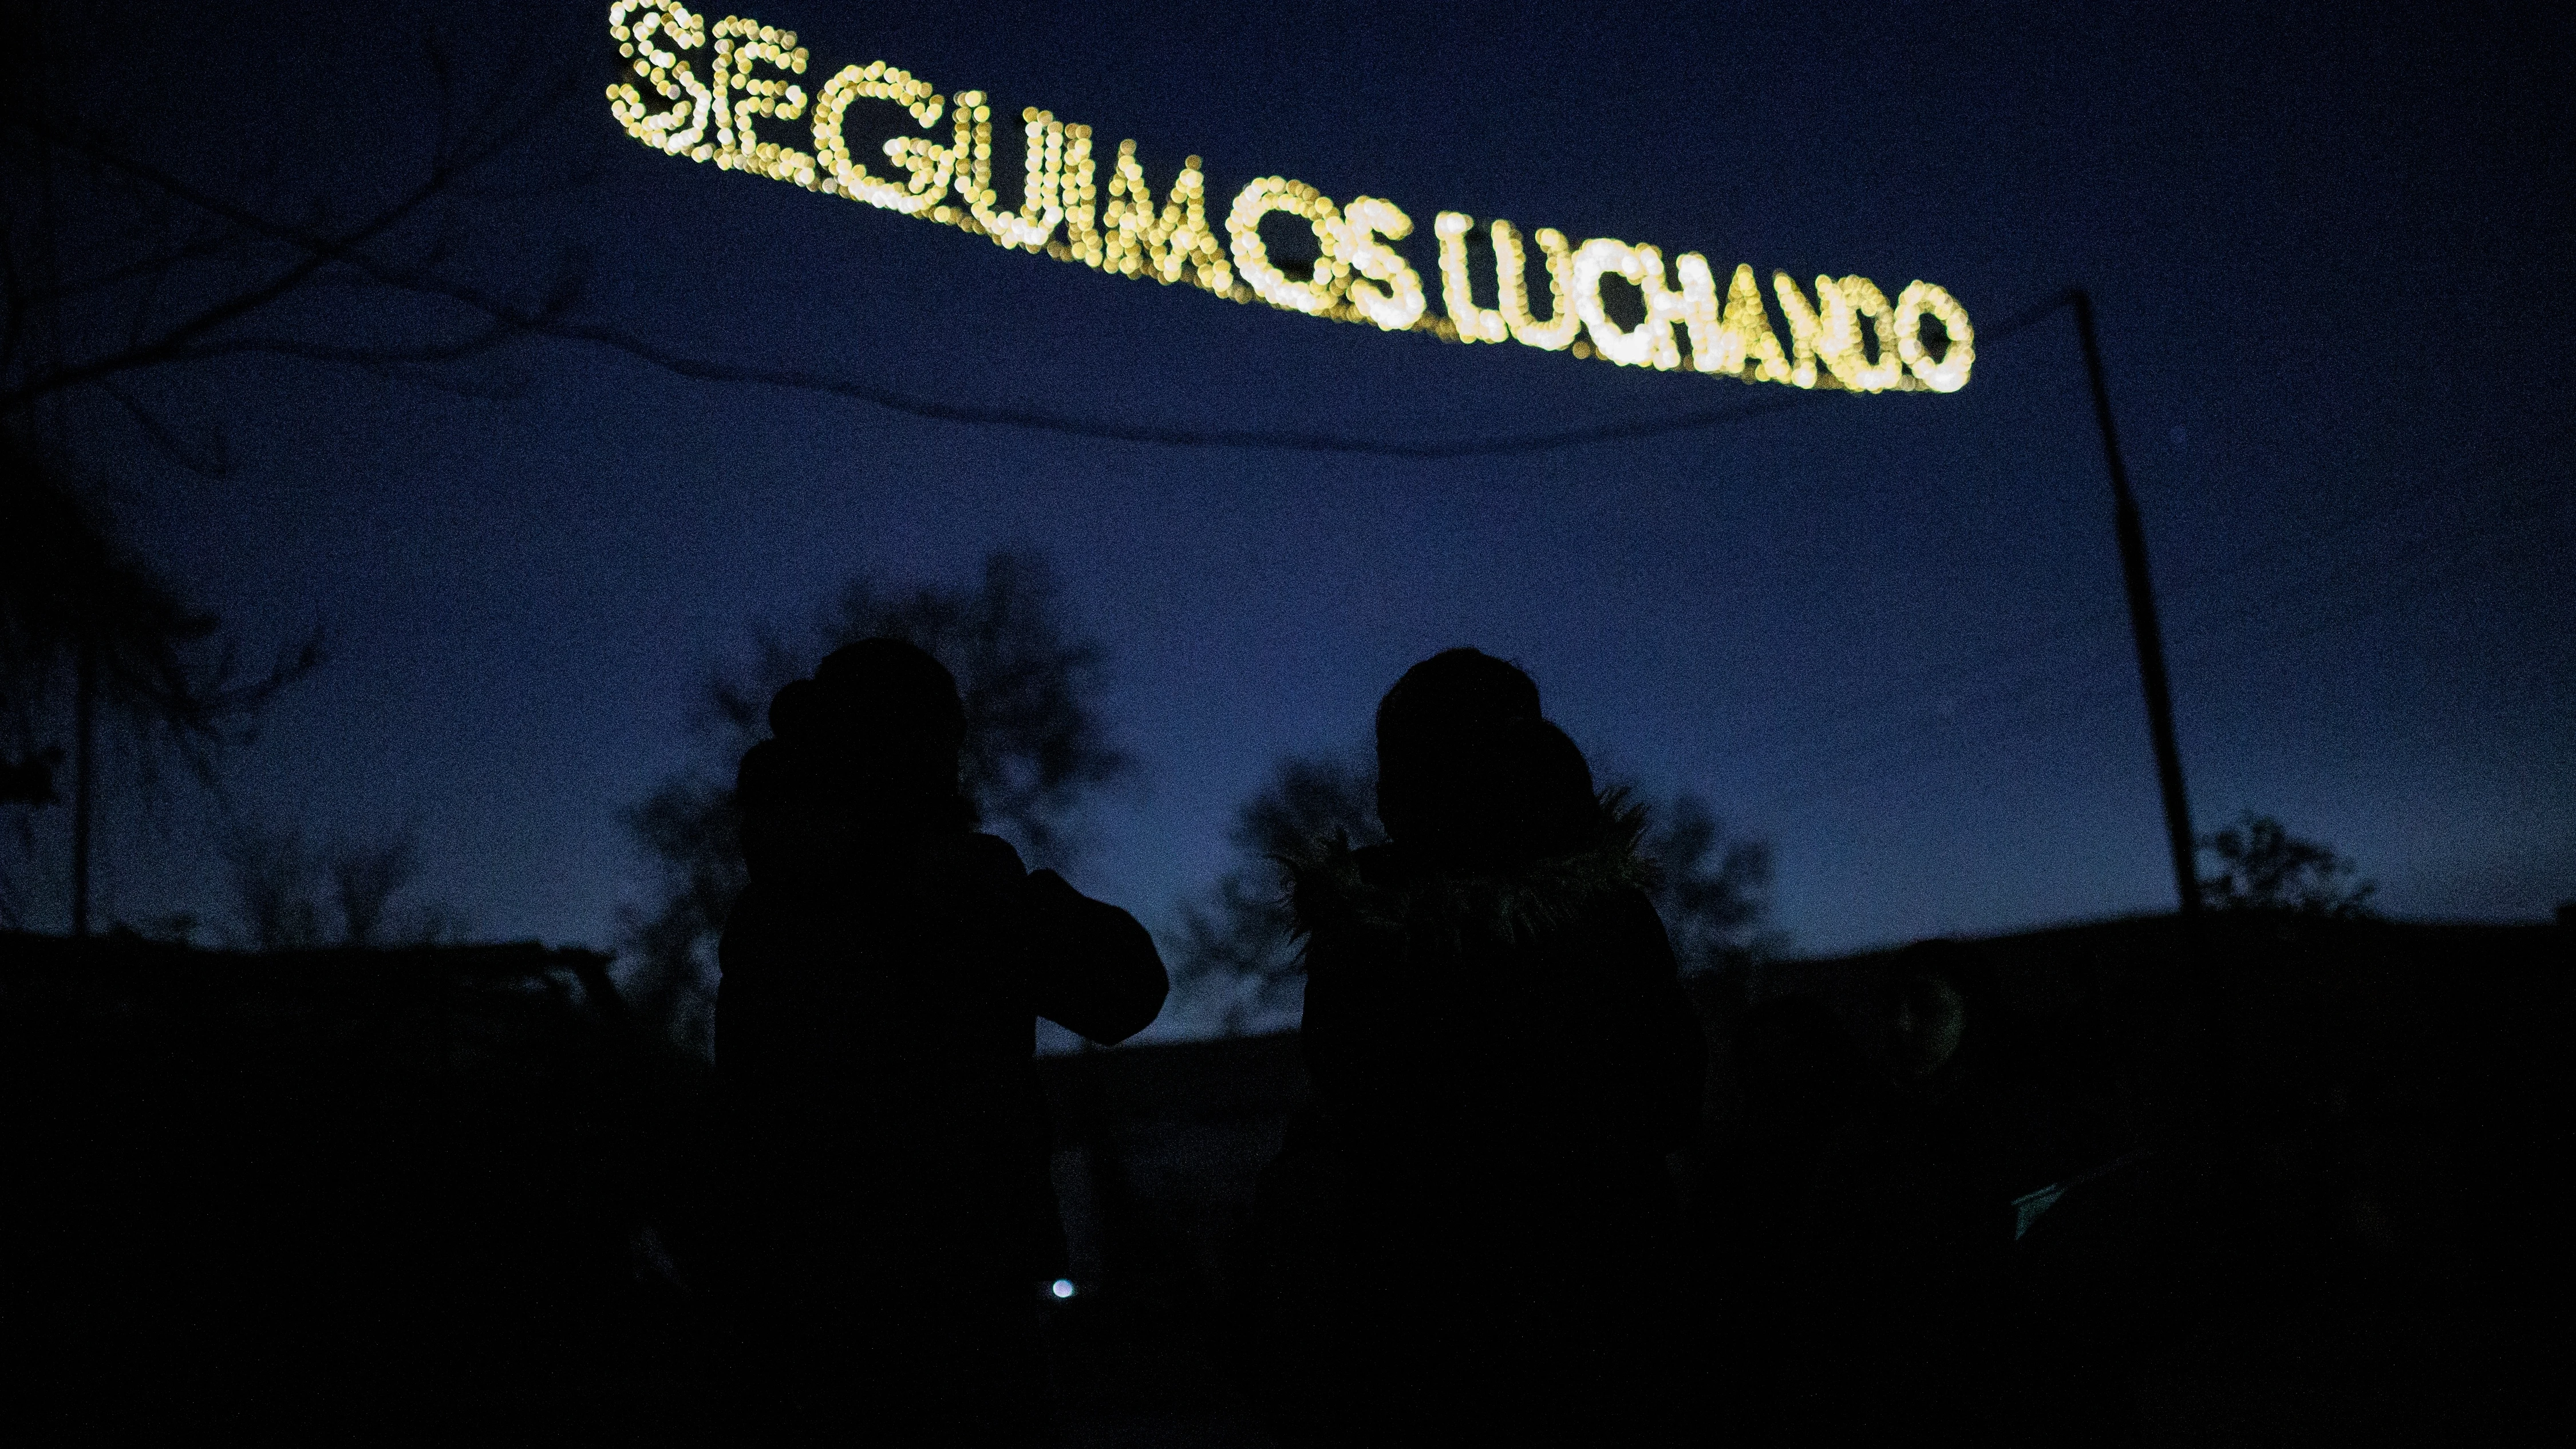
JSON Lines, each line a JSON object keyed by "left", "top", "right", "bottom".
{"left": 34, "top": 0, "right": 2574, "bottom": 1026}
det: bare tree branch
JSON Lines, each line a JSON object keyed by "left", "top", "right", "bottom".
{"left": 99, "top": 377, "right": 231, "bottom": 477}
{"left": 17, "top": 226, "right": 236, "bottom": 313}
{"left": 329, "top": 822, "right": 421, "bottom": 947}
{"left": 3, "top": 149, "right": 508, "bottom": 411}
{"left": 0, "top": 44, "right": 582, "bottom": 414}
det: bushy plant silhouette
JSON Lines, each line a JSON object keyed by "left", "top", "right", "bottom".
{"left": 1174, "top": 747, "right": 1781, "bottom": 1035}
{"left": 2198, "top": 812, "right": 2379, "bottom": 917}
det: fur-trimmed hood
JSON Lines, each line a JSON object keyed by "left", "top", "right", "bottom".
{"left": 1280, "top": 788, "right": 1661, "bottom": 962}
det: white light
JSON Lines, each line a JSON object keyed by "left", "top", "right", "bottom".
{"left": 1050, "top": 1278, "right": 1076, "bottom": 1300}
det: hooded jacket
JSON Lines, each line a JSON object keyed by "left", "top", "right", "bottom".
{"left": 1252, "top": 799, "right": 1707, "bottom": 1445}
{"left": 1284, "top": 814, "right": 1705, "bottom": 1187}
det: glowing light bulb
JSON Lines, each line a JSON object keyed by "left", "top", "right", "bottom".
{"left": 1433, "top": 212, "right": 1508, "bottom": 343}
{"left": 1895, "top": 281, "right": 1974, "bottom": 392}
{"left": 1834, "top": 277, "right": 1909, "bottom": 393}
{"left": 1701, "top": 264, "right": 1791, "bottom": 384}
{"left": 1342, "top": 198, "right": 1425, "bottom": 332}
{"left": 1492, "top": 220, "right": 1580, "bottom": 351}
{"left": 1104, "top": 144, "right": 1232, "bottom": 290}
{"left": 1570, "top": 239, "right": 1716, "bottom": 372}
{"left": 1226, "top": 177, "right": 1349, "bottom": 316}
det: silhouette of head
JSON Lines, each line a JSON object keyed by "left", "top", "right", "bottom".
{"left": 1376, "top": 649, "right": 1598, "bottom": 866}
{"left": 738, "top": 639, "right": 971, "bottom": 863}
{"left": 1514, "top": 717, "right": 1603, "bottom": 859}
{"left": 1880, "top": 938, "right": 2000, "bottom": 1083}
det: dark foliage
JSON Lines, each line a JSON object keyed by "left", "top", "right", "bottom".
{"left": 214, "top": 814, "right": 459, "bottom": 950}
{"left": 1173, "top": 752, "right": 1783, "bottom": 1033}
{"left": 1643, "top": 791, "right": 1786, "bottom": 976}
{"left": 2198, "top": 812, "right": 2379, "bottom": 917}
{"left": 1171, "top": 748, "right": 1382, "bottom": 1034}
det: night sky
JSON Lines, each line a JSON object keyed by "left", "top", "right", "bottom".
{"left": 30, "top": 0, "right": 2574, "bottom": 1033}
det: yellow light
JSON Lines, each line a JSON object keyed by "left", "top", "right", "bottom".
{"left": 1895, "top": 281, "right": 1974, "bottom": 392}
{"left": 1834, "top": 277, "right": 1909, "bottom": 393}
{"left": 1107, "top": 145, "right": 1232, "bottom": 290}
{"left": 978, "top": 107, "right": 1065, "bottom": 250}
{"left": 1341, "top": 198, "right": 1425, "bottom": 332}
{"left": 1702, "top": 263, "right": 1792, "bottom": 384}
{"left": 1057, "top": 124, "right": 1102, "bottom": 266}
{"left": 947, "top": 92, "right": 1069, "bottom": 250}
{"left": 602, "top": 4, "right": 1971, "bottom": 395}
{"left": 710, "top": 15, "right": 812, "bottom": 184}
{"left": 1491, "top": 220, "right": 1580, "bottom": 351}
{"left": 1226, "top": 177, "right": 1347, "bottom": 316}
{"left": 1769, "top": 273, "right": 1830, "bottom": 389}
{"left": 1571, "top": 240, "right": 1717, "bottom": 372}
{"left": 1572, "top": 239, "right": 1658, "bottom": 368}
{"left": 1644, "top": 248, "right": 1720, "bottom": 373}
{"left": 811, "top": 61, "right": 948, "bottom": 214}
{"left": 1433, "top": 212, "right": 1507, "bottom": 343}
{"left": 607, "top": 1, "right": 712, "bottom": 156}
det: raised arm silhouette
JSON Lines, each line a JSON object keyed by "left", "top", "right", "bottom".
{"left": 1249, "top": 647, "right": 1708, "bottom": 1448}
{"left": 712, "top": 638, "right": 1165, "bottom": 1447}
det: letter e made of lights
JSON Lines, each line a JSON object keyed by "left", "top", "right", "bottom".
{"left": 606, "top": 1, "right": 1976, "bottom": 392}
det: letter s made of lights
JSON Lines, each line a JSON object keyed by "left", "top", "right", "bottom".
{"left": 606, "top": 1, "right": 1973, "bottom": 392}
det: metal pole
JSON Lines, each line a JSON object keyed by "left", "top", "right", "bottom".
{"left": 2069, "top": 289, "right": 2200, "bottom": 914}
{"left": 73, "top": 637, "right": 95, "bottom": 937}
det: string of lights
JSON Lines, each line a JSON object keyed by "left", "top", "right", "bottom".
{"left": 602, "top": 1, "right": 1974, "bottom": 394}
{"left": 21, "top": 91, "right": 2064, "bottom": 460}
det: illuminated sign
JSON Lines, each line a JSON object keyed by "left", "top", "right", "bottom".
{"left": 605, "top": 2, "right": 1975, "bottom": 392}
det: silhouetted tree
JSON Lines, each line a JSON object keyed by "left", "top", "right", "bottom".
{"left": 1, "top": 2, "right": 601, "bottom": 929}
{"left": 0, "top": 8, "right": 586, "bottom": 945}
{"left": 2197, "top": 812, "right": 2379, "bottom": 917}
{"left": 328, "top": 824, "right": 422, "bottom": 948}
{"left": 1175, "top": 755, "right": 1782, "bottom": 1034}
{"left": 216, "top": 813, "right": 458, "bottom": 950}
{"left": 2, "top": 4, "right": 595, "bottom": 446}
{"left": 1, "top": 433, "right": 321, "bottom": 927}
{"left": 621, "top": 547, "right": 1131, "bottom": 1055}
{"left": 1644, "top": 791, "right": 1787, "bottom": 977}
{"left": 1171, "top": 748, "right": 1381, "bottom": 1034}
{"left": 219, "top": 819, "right": 323, "bottom": 951}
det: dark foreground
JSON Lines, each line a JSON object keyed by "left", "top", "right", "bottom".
{"left": 6, "top": 915, "right": 2566, "bottom": 1444}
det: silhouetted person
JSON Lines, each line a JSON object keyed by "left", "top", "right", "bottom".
{"left": 1249, "top": 648, "right": 1708, "bottom": 1448}
{"left": 713, "top": 639, "right": 1167, "bottom": 1446}
{"left": 1691, "top": 994, "right": 1870, "bottom": 1443}
{"left": 1801, "top": 939, "right": 2139, "bottom": 1448}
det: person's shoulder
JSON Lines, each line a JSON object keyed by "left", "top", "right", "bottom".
{"left": 1349, "top": 840, "right": 1404, "bottom": 883}
{"left": 1585, "top": 878, "right": 1673, "bottom": 948}
{"left": 921, "top": 830, "right": 1028, "bottom": 890}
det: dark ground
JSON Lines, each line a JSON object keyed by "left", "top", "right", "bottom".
{"left": 6, "top": 915, "right": 2566, "bottom": 1444}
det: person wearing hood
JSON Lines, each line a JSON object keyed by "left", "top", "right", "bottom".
{"left": 713, "top": 638, "right": 1167, "bottom": 1446}
{"left": 1247, "top": 647, "right": 1708, "bottom": 1448}
{"left": 1800, "top": 938, "right": 2141, "bottom": 1448}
